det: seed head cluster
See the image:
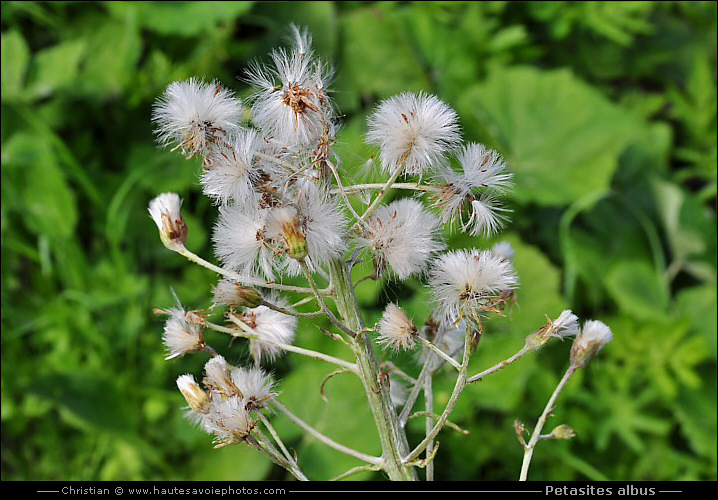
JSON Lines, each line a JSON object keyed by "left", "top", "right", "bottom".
{"left": 149, "top": 24, "right": 614, "bottom": 466}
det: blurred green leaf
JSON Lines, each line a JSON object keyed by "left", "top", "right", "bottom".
{"left": 1, "top": 30, "right": 30, "bottom": 101}
{"left": 604, "top": 260, "right": 668, "bottom": 320}
{"left": 28, "top": 372, "right": 133, "bottom": 434}
{"left": 26, "top": 39, "right": 86, "bottom": 99}
{"left": 109, "top": 1, "right": 254, "bottom": 37}
{"left": 2, "top": 132, "right": 77, "bottom": 240}
{"left": 460, "top": 66, "right": 638, "bottom": 205}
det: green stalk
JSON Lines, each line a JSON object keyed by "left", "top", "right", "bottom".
{"left": 327, "top": 258, "right": 417, "bottom": 481}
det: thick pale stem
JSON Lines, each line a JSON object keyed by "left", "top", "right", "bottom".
{"left": 327, "top": 258, "right": 417, "bottom": 481}
{"left": 519, "top": 366, "right": 576, "bottom": 481}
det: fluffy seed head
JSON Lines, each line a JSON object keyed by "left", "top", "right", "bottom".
{"left": 153, "top": 78, "right": 243, "bottom": 158}
{"left": 230, "top": 366, "right": 276, "bottom": 411}
{"left": 265, "top": 206, "right": 308, "bottom": 261}
{"left": 203, "top": 394, "right": 255, "bottom": 444}
{"left": 366, "top": 92, "right": 461, "bottom": 175}
{"left": 203, "top": 355, "right": 238, "bottom": 396}
{"left": 245, "top": 25, "right": 334, "bottom": 147}
{"left": 212, "top": 279, "right": 264, "bottom": 308}
{"left": 434, "top": 143, "right": 512, "bottom": 236}
{"left": 213, "top": 202, "right": 276, "bottom": 280}
{"left": 148, "top": 193, "right": 187, "bottom": 250}
{"left": 200, "top": 128, "right": 261, "bottom": 205}
{"left": 161, "top": 306, "right": 205, "bottom": 359}
{"left": 429, "top": 249, "right": 518, "bottom": 322}
{"left": 359, "top": 198, "right": 444, "bottom": 279}
{"left": 377, "top": 303, "right": 418, "bottom": 351}
{"left": 570, "top": 320, "right": 612, "bottom": 368}
{"left": 526, "top": 310, "right": 580, "bottom": 350}
{"left": 238, "top": 298, "right": 297, "bottom": 364}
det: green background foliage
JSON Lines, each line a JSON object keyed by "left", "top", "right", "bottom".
{"left": 1, "top": 1, "right": 716, "bottom": 481}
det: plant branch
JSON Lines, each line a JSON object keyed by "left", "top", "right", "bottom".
{"left": 271, "top": 399, "right": 383, "bottom": 465}
{"left": 519, "top": 365, "right": 576, "bottom": 481}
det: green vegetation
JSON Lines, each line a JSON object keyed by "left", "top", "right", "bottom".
{"left": 2, "top": 1, "right": 715, "bottom": 481}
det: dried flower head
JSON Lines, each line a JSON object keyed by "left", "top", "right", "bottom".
{"left": 366, "top": 92, "right": 461, "bottom": 175}
{"left": 213, "top": 201, "right": 276, "bottom": 280}
{"left": 202, "top": 355, "right": 238, "bottom": 396}
{"left": 230, "top": 366, "right": 276, "bottom": 411}
{"left": 238, "top": 298, "right": 297, "bottom": 364}
{"left": 203, "top": 394, "right": 255, "bottom": 445}
{"left": 377, "top": 303, "right": 418, "bottom": 351}
{"left": 176, "top": 374, "right": 212, "bottom": 414}
{"left": 265, "top": 206, "right": 309, "bottom": 261}
{"left": 526, "top": 310, "right": 580, "bottom": 350}
{"left": 245, "top": 25, "right": 334, "bottom": 147}
{"left": 148, "top": 192, "right": 188, "bottom": 250}
{"left": 359, "top": 198, "right": 445, "bottom": 279}
{"left": 153, "top": 78, "right": 243, "bottom": 158}
{"left": 212, "top": 279, "right": 264, "bottom": 308}
{"left": 200, "top": 128, "right": 261, "bottom": 205}
{"left": 491, "top": 241, "right": 515, "bottom": 262}
{"left": 570, "top": 319, "right": 612, "bottom": 369}
{"left": 434, "top": 143, "right": 512, "bottom": 236}
{"left": 160, "top": 305, "right": 205, "bottom": 360}
{"left": 429, "top": 249, "right": 518, "bottom": 322}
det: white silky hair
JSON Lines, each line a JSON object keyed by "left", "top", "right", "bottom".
{"left": 366, "top": 92, "right": 461, "bottom": 175}
{"left": 428, "top": 249, "right": 518, "bottom": 322}
{"left": 359, "top": 198, "right": 445, "bottom": 279}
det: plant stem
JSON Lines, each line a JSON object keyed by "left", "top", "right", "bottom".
{"left": 206, "top": 319, "right": 358, "bottom": 372}
{"left": 271, "top": 400, "right": 382, "bottom": 465}
{"left": 417, "top": 337, "right": 461, "bottom": 371}
{"left": 424, "top": 373, "right": 435, "bottom": 481}
{"left": 332, "top": 182, "right": 442, "bottom": 195}
{"left": 353, "top": 166, "right": 404, "bottom": 229}
{"left": 327, "top": 258, "right": 417, "bottom": 481}
{"left": 176, "top": 246, "right": 329, "bottom": 295}
{"left": 260, "top": 299, "right": 324, "bottom": 318}
{"left": 519, "top": 365, "right": 576, "bottom": 481}
{"left": 403, "top": 325, "right": 472, "bottom": 464}
{"left": 466, "top": 345, "right": 531, "bottom": 383}
{"left": 256, "top": 411, "right": 305, "bottom": 479}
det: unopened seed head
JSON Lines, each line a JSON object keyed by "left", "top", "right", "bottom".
{"left": 570, "top": 319, "right": 613, "bottom": 368}
{"left": 212, "top": 279, "right": 264, "bottom": 308}
{"left": 177, "top": 374, "right": 212, "bottom": 414}
{"left": 148, "top": 193, "right": 187, "bottom": 250}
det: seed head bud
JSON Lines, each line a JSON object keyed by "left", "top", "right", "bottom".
{"left": 546, "top": 424, "right": 576, "bottom": 440}
{"left": 570, "top": 319, "right": 612, "bottom": 369}
{"left": 377, "top": 303, "right": 418, "bottom": 350}
{"left": 176, "top": 374, "right": 212, "bottom": 414}
{"left": 148, "top": 193, "right": 188, "bottom": 250}
{"left": 212, "top": 279, "right": 264, "bottom": 308}
{"left": 266, "top": 207, "right": 308, "bottom": 261}
{"left": 525, "top": 310, "right": 579, "bottom": 350}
